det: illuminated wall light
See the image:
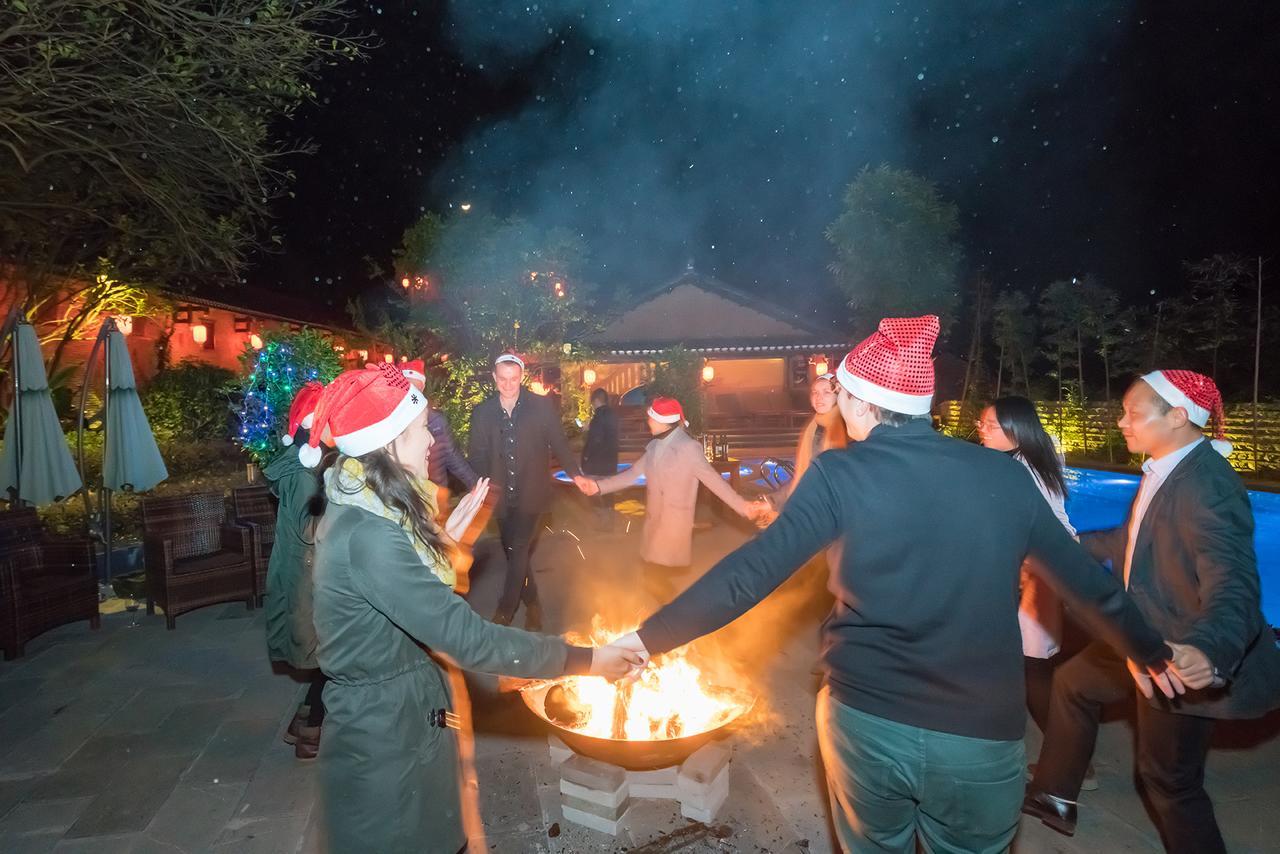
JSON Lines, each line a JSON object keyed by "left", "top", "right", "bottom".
{"left": 401, "top": 277, "right": 411, "bottom": 289}
{"left": 250, "top": 334, "right": 264, "bottom": 350}
{"left": 529, "top": 380, "right": 548, "bottom": 396}
{"left": 814, "top": 358, "right": 829, "bottom": 375}
{"left": 114, "top": 316, "right": 133, "bottom": 336}
{"left": 384, "top": 353, "right": 395, "bottom": 364}
{"left": 701, "top": 364, "right": 715, "bottom": 383}
{"left": 191, "top": 323, "right": 208, "bottom": 344}
{"left": 582, "top": 367, "right": 597, "bottom": 385}
{"left": 400, "top": 355, "right": 408, "bottom": 363}
{"left": 357, "top": 349, "right": 368, "bottom": 361}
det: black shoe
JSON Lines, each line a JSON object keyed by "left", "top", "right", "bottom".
{"left": 1022, "top": 790, "right": 1077, "bottom": 836}
{"left": 491, "top": 611, "right": 513, "bottom": 626}
{"left": 524, "top": 601, "right": 544, "bottom": 632}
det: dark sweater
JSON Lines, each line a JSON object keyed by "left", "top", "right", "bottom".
{"left": 637, "top": 420, "right": 1170, "bottom": 741}
{"left": 468, "top": 389, "right": 579, "bottom": 514}
{"left": 580, "top": 405, "right": 619, "bottom": 476}
{"left": 426, "top": 410, "right": 478, "bottom": 491}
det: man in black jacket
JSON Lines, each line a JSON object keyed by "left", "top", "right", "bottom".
{"left": 612, "top": 316, "right": 1177, "bottom": 854}
{"left": 581, "top": 388, "right": 620, "bottom": 531}
{"left": 1025, "top": 370, "right": 1280, "bottom": 853}
{"left": 468, "top": 353, "right": 587, "bottom": 630}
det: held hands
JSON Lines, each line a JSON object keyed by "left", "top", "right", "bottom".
{"left": 590, "top": 641, "right": 647, "bottom": 682}
{"left": 573, "top": 475, "right": 600, "bottom": 496}
{"left": 1167, "top": 642, "right": 1219, "bottom": 690}
{"left": 745, "top": 498, "right": 776, "bottom": 528}
{"left": 1126, "top": 657, "right": 1186, "bottom": 700}
{"left": 444, "top": 478, "right": 490, "bottom": 541}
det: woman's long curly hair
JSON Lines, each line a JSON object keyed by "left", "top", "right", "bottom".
{"left": 308, "top": 442, "right": 445, "bottom": 552}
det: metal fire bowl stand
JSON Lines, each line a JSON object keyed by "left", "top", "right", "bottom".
{"left": 519, "top": 682, "right": 756, "bottom": 770}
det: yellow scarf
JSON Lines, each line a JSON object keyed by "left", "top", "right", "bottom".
{"left": 325, "top": 457, "right": 457, "bottom": 588}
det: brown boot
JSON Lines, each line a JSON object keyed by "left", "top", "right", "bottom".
{"left": 284, "top": 705, "right": 310, "bottom": 745}
{"left": 295, "top": 724, "right": 321, "bottom": 760}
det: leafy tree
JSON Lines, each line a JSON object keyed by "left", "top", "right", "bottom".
{"left": 1039, "top": 279, "right": 1089, "bottom": 405}
{"left": 389, "top": 211, "right": 592, "bottom": 360}
{"left": 0, "top": 0, "right": 364, "bottom": 328}
{"left": 1078, "top": 279, "right": 1135, "bottom": 405}
{"left": 648, "top": 346, "right": 704, "bottom": 433}
{"left": 991, "top": 290, "right": 1035, "bottom": 398}
{"left": 826, "top": 165, "right": 964, "bottom": 334}
{"left": 1184, "top": 254, "right": 1251, "bottom": 382}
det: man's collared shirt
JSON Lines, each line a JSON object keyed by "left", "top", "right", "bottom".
{"left": 1123, "top": 437, "right": 1204, "bottom": 586}
{"left": 499, "top": 393, "right": 523, "bottom": 502}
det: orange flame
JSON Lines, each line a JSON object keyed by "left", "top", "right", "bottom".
{"left": 557, "top": 618, "right": 751, "bottom": 741}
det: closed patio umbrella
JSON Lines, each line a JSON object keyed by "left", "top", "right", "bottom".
{"left": 77, "top": 318, "right": 167, "bottom": 579}
{"left": 0, "top": 315, "right": 83, "bottom": 505}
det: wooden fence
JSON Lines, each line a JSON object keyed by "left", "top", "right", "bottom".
{"left": 937, "top": 400, "right": 1280, "bottom": 476}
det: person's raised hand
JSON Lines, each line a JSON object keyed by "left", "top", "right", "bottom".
{"left": 445, "top": 477, "right": 489, "bottom": 541}
{"left": 573, "top": 475, "right": 600, "bottom": 496}
{"left": 590, "top": 643, "right": 646, "bottom": 682}
{"left": 1168, "top": 642, "right": 1217, "bottom": 690}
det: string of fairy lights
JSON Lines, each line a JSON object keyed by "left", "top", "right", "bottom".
{"left": 235, "top": 339, "right": 326, "bottom": 461}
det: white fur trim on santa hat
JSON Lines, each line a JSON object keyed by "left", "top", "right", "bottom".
{"left": 1210, "top": 438, "right": 1234, "bottom": 457}
{"left": 836, "top": 361, "right": 933, "bottom": 415}
{"left": 331, "top": 387, "right": 427, "bottom": 458}
{"left": 646, "top": 406, "right": 688, "bottom": 427}
{"left": 494, "top": 353, "right": 525, "bottom": 370}
{"left": 401, "top": 368, "right": 425, "bottom": 383}
{"left": 1141, "top": 371, "right": 1210, "bottom": 427}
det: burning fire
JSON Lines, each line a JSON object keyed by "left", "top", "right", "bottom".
{"left": 544, "top": 620, "right": 752, "bottom": 741}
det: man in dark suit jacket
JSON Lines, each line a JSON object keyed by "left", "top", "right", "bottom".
{"left": 612, "top": 317, "right": 1179, "bottom": 853}
{"left": 468, "top": 354, "right": 586, "bottom": 629}
{"left": 1026, "top": 370, "right": 1280, "bottom": 853}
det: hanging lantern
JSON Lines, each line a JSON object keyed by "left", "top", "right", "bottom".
{"left": 582, "top": 367, "right": 597, "bottom": 385}
{"left": 401, "top": 277, "right": 411, "bottom": 289}
{"left": 384, "top": 353, "right": 395, "bottom": 364}
{"left": 114, "top": 316, "right": 133, "bottom": 336}
{"left": 250, "top": 334, "right": 264, "bottom": 350}
{"left": 814, "top": 357, "right": 829, "bottom": 376}
{"left": 529, "top": 380, "right": 547, "bottom": 396}
{"left": 191, "top": 323, "right": 208, "bottom": 344}
{"left": 701, "top": 364, "right": 715, "bottom": 383}
{"left": 357, "top": 349, "right": 369, "bottom": 361}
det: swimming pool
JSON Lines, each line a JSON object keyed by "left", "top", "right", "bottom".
{"left": 557, "top": 461, "right": 1279, "bottom": 626}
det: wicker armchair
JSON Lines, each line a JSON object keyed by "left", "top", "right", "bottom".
{"left": 232, "top": 486, "right": 276, "bottom": 605}
{"left": 0, "top": 508, "right": 100, "bottom": 660}
{"left": 141, "top": 492, "right": 254, "bottom": 629}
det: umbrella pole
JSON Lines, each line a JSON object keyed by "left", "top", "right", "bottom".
{"left": 76, "top": 320, "right": 112, "bottom": 580}
{"left": 102, "top": 323, "right": 114, "bottom": 583}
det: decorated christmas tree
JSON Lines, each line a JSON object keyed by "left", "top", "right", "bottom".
{"left": 234, "top": 329, "right": 345, "bottom": 466}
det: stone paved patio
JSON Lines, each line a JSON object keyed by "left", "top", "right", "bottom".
{"left": 2, "top": 492, "right": 1278, "bottom": 852}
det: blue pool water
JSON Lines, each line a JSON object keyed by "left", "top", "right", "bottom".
{"left": 555, "top": 461, "right": 1278, "bottom": 626}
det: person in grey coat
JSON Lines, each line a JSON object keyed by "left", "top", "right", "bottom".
{"left": 578, "top": 396, "right": 762, "bottom": 601}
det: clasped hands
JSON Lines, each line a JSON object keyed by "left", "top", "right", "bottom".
{"left": 1127, "top": 641, "right": 1218, "bottom": 700}
{"left": 572, "top": 475, "right": 600, "bottom": 496}
{"left": 588, "top": 631, "right": 651, "bottom": 682}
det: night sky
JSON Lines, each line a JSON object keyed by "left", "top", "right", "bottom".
{"left": 249, "top": 1, "right": 1279, "bottom": 320}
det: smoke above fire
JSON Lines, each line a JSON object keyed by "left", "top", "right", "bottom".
{"left": 433, "top": 1, "right": 1130, "bottom": 294}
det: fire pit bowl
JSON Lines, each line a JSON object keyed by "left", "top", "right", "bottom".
{"left": 520, "top": 681, "right": 756, "bottom": 770}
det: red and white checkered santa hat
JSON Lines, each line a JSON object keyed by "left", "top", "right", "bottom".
{"left": 280, "top": 382, "right": 325, "bottom": 447}
{"left": 298, "top": 363, "right": 427, "bottom": 468}
{"left": 401, "top": 358, "right": 426, "bottom": 386}
{"left": 1141, "top": 370, "right": 1233, "bottom": 456}
{"left": 647, "top": 397, "right": 688, "bottom": 427}
{"left": 836, "top": 315, "right": 939, "bottom": 415}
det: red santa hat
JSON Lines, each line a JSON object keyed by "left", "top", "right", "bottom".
{"left": 647, "top": 397, "right": 688, "bottom": 427}
{"left": 298, "top": 363, "right": 427, "bottom": 468}
{"left": 280, "top": 381, "right": 325, "bottom": 447}
{"left": 836, "top": 315, "right": 939, "bottom": 415}
{"left": 401, "top": 359, "right": 426, "bottom": 386}
{"left": 1141, "top": 370, "right": 1233, "bottom": 456}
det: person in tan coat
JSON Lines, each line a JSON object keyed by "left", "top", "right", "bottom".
{"left": 578, "top": 396, "right": 762, "bottom": 600}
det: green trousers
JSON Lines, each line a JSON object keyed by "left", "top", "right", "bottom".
{"left": 816, "top": 687, "right": 1026, "bottom": 854}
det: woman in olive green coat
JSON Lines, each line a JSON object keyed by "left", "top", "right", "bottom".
{"left": 302, "top": 365, "right": 641, "bottom": 854}
{"left": 264, "top": 382, "right": 325, "bottom": 759}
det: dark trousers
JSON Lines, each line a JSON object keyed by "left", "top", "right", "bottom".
{"left": 1032, "top": 641, "right": 1224, "bottom": 854}
{"left": 494, "top": 509, "right": 543, "bottom": 620}
{"left": 1024, "top": 655, "right": 1055, "bottom": 734}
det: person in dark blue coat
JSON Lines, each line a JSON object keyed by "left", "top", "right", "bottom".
{"left": 580, "top": 387, "right": 619, "bottom": 530}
